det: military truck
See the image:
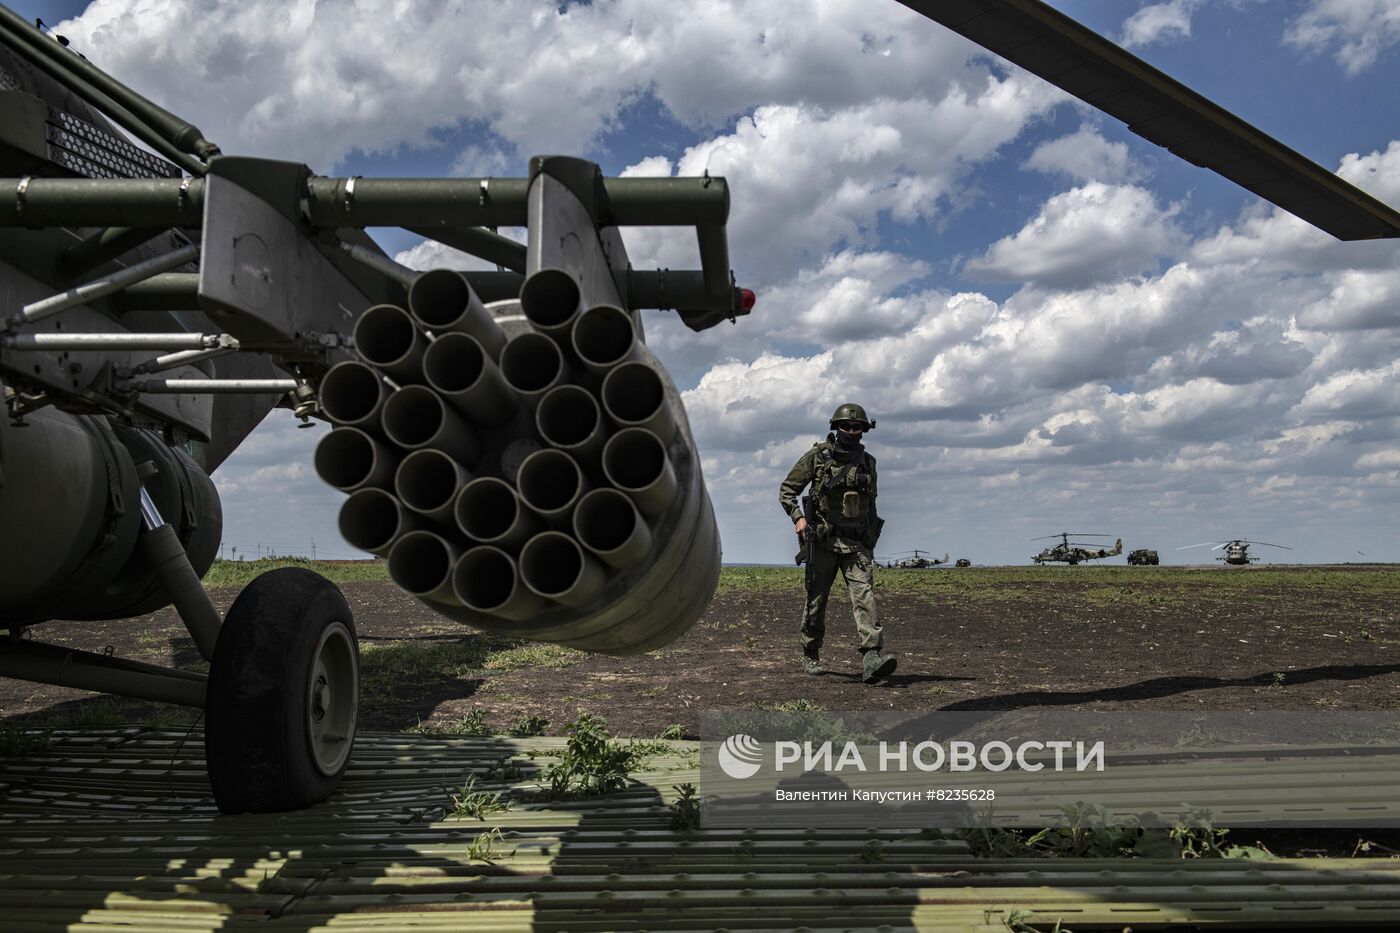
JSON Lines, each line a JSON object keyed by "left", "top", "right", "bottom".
{"left": 1127, "top": 549, "right": 1160, "bottom": 566}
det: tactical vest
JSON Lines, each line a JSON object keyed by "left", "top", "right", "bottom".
{"left": 811, "top": 441, "right": 875, "bottom": 539}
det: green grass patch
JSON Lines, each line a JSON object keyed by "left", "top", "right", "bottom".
{"left": 202, "top": 556, "right": 387, "bottom": 587}
{"left": 508, "top": 715, "right": 550, "bottom": 736}
{"left": 361, "top": 637, "right": 585, "bottom": 709}
{"left": 481, "top": 643, "right": 581, "bottom": 671}
{"left": 716, "top": 566, "right": 801, "bottom": 592}
{"left": 541, "top": 712, "right": 644, "bottom": 799}
{"left": 450, "top": 777, "right": 513, "bottom": 819}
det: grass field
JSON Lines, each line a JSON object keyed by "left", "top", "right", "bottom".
{"left": 206, "top": 557, "right": 1400, "bottom": 594}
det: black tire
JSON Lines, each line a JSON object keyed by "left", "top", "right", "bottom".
{"left": 205, "top": 568, "right": 359, "bottom": 814}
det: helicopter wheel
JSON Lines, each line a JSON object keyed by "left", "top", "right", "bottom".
{"left": 205, "top": 568, "right": 359, "bottom": 814}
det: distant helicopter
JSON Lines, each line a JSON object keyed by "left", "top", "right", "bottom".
{"left": 884, "top": 549, "right": 949, "bottom": 569}
{"left": 1178, "top": 540, "right": 1291, "bottom": 565}
{"left": 1032, "top": 533, "right": 1123, "bottom": 565}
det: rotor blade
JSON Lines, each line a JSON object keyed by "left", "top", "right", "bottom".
{"left": 897, "top": 0, "right": 1400, "bottom": 241}
{"left": 1250, "top": 541, "right": 1292, "bottom": 549}
{"left": 1175, "top": 542, "right": 1216, "bottom": 550}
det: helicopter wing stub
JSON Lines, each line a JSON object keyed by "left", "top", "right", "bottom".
{"left": 896, "top": 0, "right": 1400, "bottom": 242}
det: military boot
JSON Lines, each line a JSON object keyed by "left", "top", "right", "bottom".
{"left": 801, "top": 649, "right": 823, "bottom": 676}
{"left": 862, "top": 650, "right": 897, "bottom": 685}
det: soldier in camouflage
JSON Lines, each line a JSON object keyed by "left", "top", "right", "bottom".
{"left": 779, "top": 403, "right": 897, "bottom": 684}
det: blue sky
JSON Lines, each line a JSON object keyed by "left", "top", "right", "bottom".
{"left": 40, "top": 0, "right": 1400, "bottom": 564}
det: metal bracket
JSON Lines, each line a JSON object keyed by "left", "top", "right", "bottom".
{"left": 198, "top": 169, "right": 373, "bottom": 344}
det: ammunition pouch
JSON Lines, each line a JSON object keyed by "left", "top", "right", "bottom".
{"left": 862, "top": 517, "right": 885, "bottom": 551}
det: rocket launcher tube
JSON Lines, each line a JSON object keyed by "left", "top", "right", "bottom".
{"left": 517, "top": 448, "right": 589, "bottom": 526}
{"left": 600, "top": 361, "right": 677, "bottom": 443}
{"left": 571, "top": 304, "right": 640, "bottom": 376}
{"left": 314, "top": 427, "right": 400, "bottom": 493}
{"left": 519, "top": 267, "right": 581, "bottom": 343}
{"left": 408, "top": 270, "right": 507, "bottom": 360}
{"left": 454, "top": 477, "right": 541, "bottom": 552}
{"left": 352, "top": 304, "right": 427, "bottom": 385}
{"left": 382, "top": 385, "right": 483, "bottom": 468}
{"left": 500, "top": 332, "right": 569, "bottom": 410}
{"left": 453, "top": 546, "right": 550, "bottom": 621}
{"left": 536, "top": 384, "right": 607, "bottom": 474}
{"left": 573, "top": 488, "right": 652, "bottom": 571}
{"left": 602, "top": 427, "right": 677, "bottom": 517}
{"left": 394, "top": 449, "right": 471, "bottom": 525}
{"left": 519, "top": 531, "right": 606, "bottom": 609}
{"left": 423, "top": 333, "right": 518, "bottom": 427}
{"left": 338, "top": 488, "right": 427, "bottom": 558}
{"left": 319, "top": 361, "right": 391, "bottom": 440}
{"left": 388, "top": 530, "right": 462, "bottom": 605}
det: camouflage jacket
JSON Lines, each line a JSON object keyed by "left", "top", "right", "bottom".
{"left": 779, "top": 437, "right": 880, "bottom": 545}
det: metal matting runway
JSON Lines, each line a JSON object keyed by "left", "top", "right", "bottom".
{"left": 3, "top": 730, "right": 1400, "bottom": 930}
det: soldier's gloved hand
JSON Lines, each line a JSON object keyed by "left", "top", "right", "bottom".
{"left": 795, "top": 516, "right": 807, "bottom": 543}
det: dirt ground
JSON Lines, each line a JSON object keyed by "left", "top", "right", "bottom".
{"left": 3, "top": 566, "right": 1398, "bottom": 737}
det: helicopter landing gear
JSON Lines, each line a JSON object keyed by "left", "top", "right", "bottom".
{"left": 205, "top": 567, "right": 359, "bottom": 814}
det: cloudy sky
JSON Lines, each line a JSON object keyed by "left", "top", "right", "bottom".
{"left": 30, "top": 0, "right": 1400, "bottom": 564}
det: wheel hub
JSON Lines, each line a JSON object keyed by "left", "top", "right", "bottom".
{"left": 307, "top": 621, "right": 358, "bottom": 776}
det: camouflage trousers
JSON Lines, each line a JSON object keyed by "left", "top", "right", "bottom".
{"left": 801, "top": 540, "right": 882, "bottom": 655}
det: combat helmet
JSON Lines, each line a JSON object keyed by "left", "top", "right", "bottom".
{"left": 829, "top": 402, "right": 875, "bottom": 431}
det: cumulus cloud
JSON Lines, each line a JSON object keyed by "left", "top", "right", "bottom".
{"left": 1023, "top": 126, "right": 1144, "bottom": 184}
{"left": 623, "top": 77, "right": 1064, "bottom": 286}
{"left": 55, "top": 0, "right": 1003, "bottom": 170}
{"left": 1121, "top": 0, "right": 1201, "bottom": 47}
{"left": 682, "top": 351, "right": 835, "bottom": 451}
{"left": 1294, "top": 362, "right": 1400, "bottom": 419}
{"left": 1357, "top": 448, "right": 1400, "bottom": 470}
{"left": 964, "top": 183, "right": 1186, "bottom": 289}
{"left": 760, "top": 250, "right": 932, "bottom": 342}
{"left": 1297, "top": 269, "right": 1400, "bottom": 330}
{"left": 1151, "top": 319, "right": 1314, "bottom": 385}
{"left": 1285, "top": 0, "right": 1400, "bottom": 75}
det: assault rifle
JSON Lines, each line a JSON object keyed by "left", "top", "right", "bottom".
{"left": 794, "top": 494, "right": 818, "bottom": 566}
